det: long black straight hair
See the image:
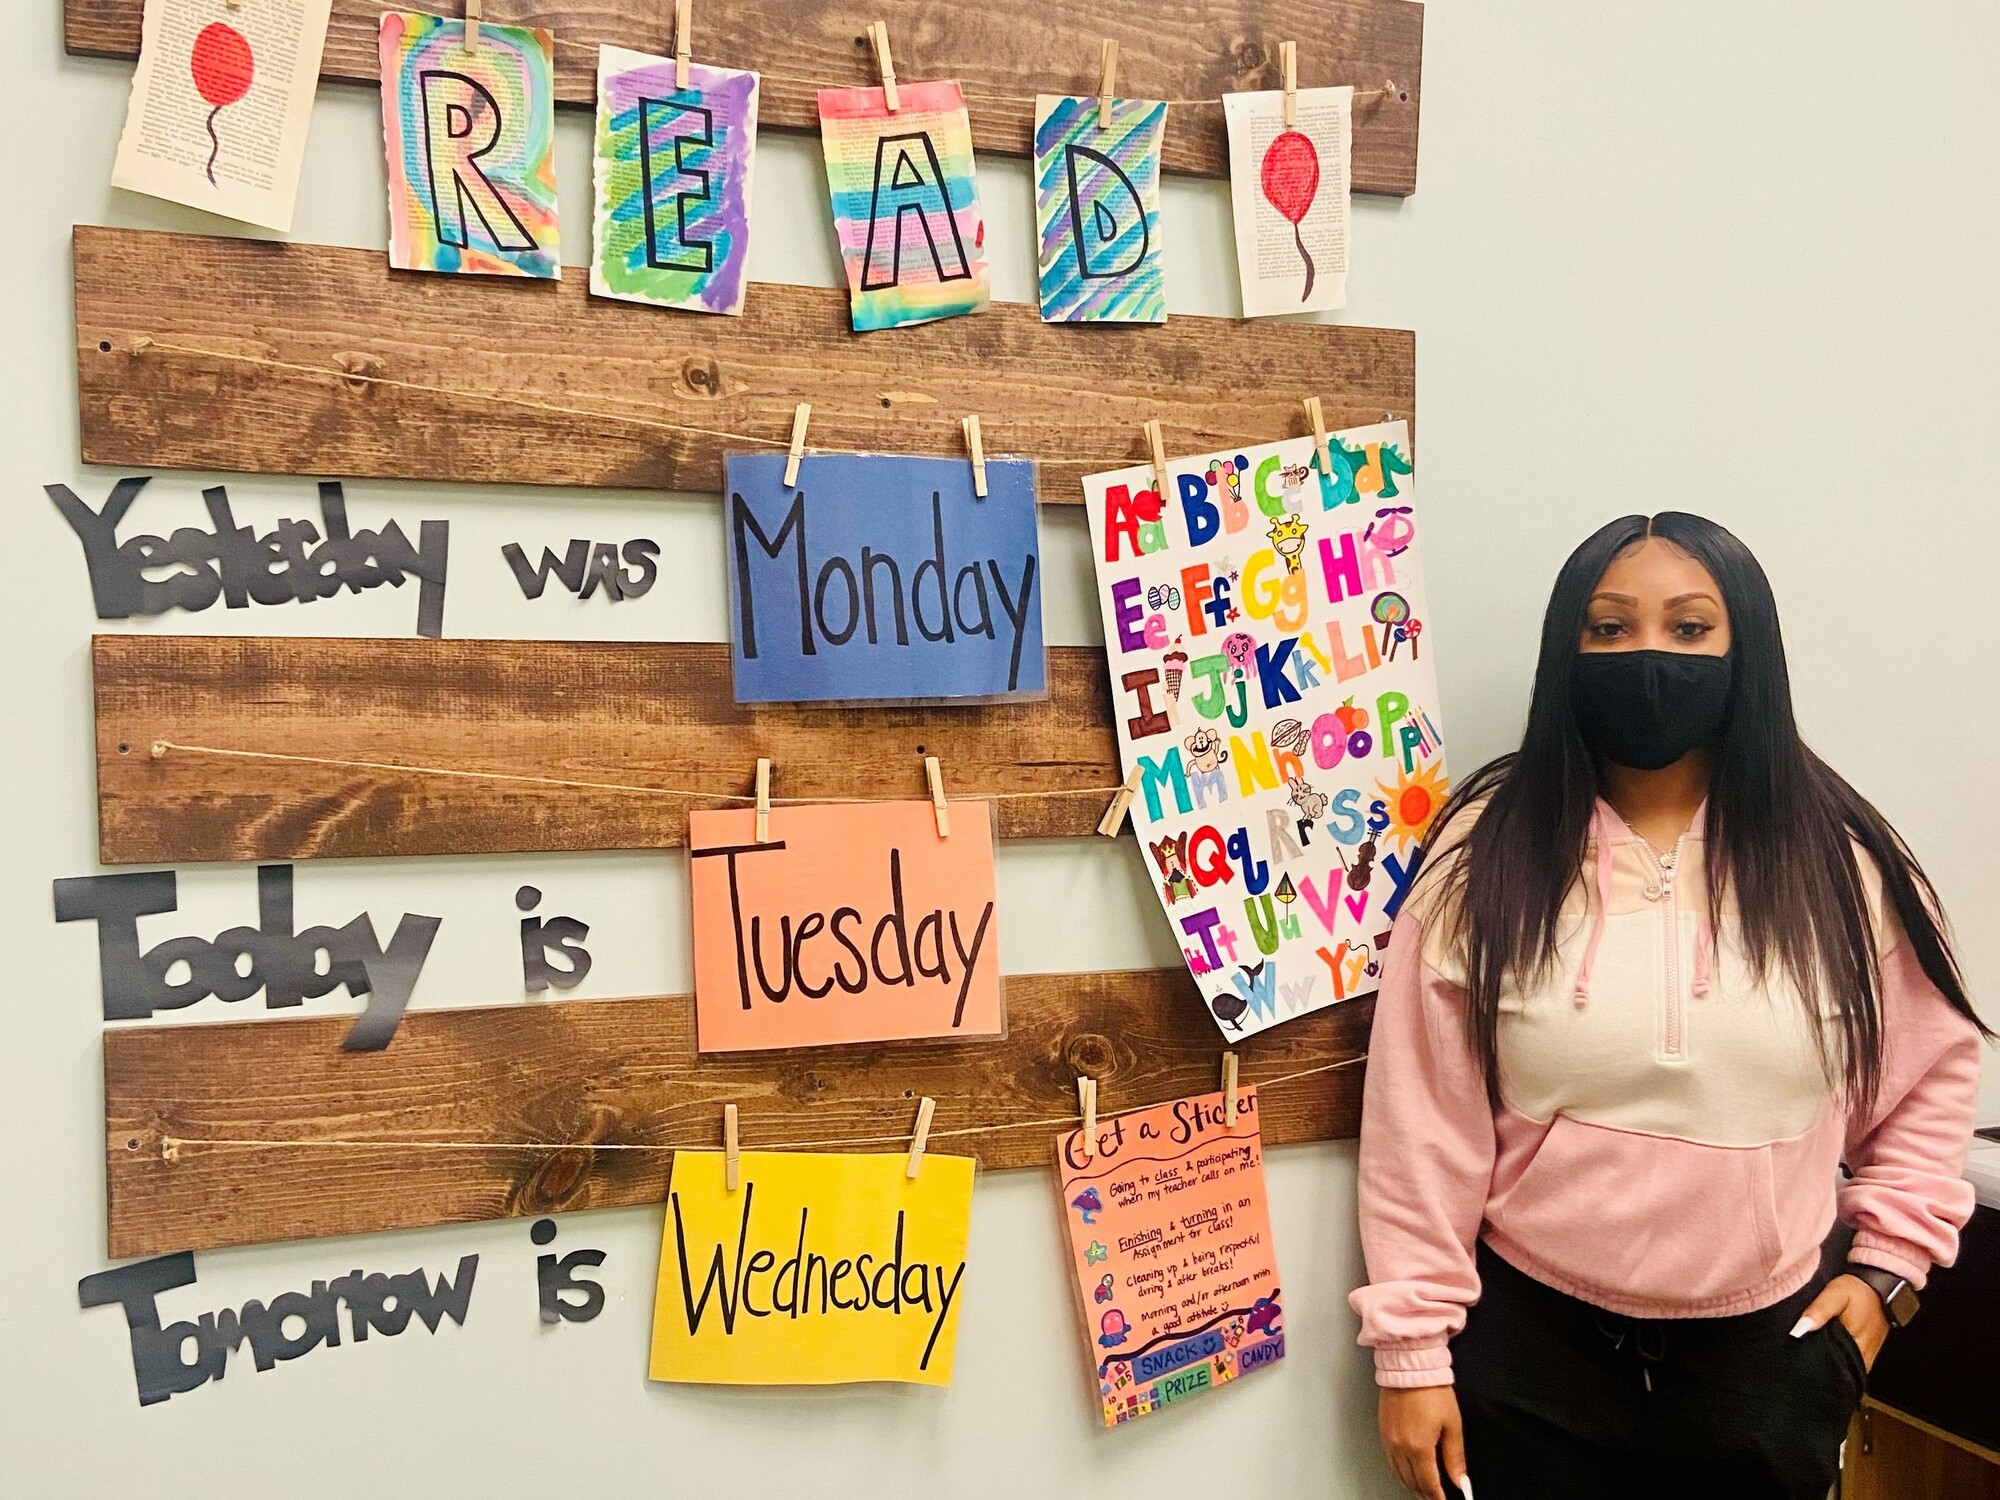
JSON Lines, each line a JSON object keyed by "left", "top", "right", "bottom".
{"left": 1418, "top": 512, "right": 1987, "bottom": 1109}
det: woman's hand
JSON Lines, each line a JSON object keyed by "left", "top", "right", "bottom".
{"left": 1792, "top": 1273, "right": 1891, "bottom": 1368}
{"left": 1378, "top": 1385, "right": 1468, "bottom": 1500}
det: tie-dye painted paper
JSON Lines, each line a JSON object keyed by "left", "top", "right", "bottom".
{"left": 818, "top": 81, "right": 990, "bottom": 332}
{"left": 1032, "top": 96, "right": 1166, "bottom": 324}
{"left": 591, "top": 46, "right": 760, "bottom": 315}
{"left": 379, "top": 11, "right": 559, "bottom": 279}
{"left": 1082, "top": 422, "right": 1449, "bottom": 1041}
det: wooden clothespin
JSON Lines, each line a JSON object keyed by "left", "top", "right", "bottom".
{"left": 783, "top": 402, "right": 811, "bottom": 487}
{"left": 1078, "top": 1077, "right": 1098, "bottom": 1160}
{"left": 1304, "top": 395, "right": 1332, "bottom": 477}
{"left": 723, "top": 1103, "right": 741, "bottom": 1191}
{"left": 1143, "top": 418, "right": 1169, "bottom": 498}
{"left": 905, "top": 1096, "right": 937, "bottom": 1179}
{"left": 1280, "top": 40, "right": 1298, "bottom": 127}
{"left": 924, "top": 755, "right": 950, "bottom": 837}
{"left": 961, "top": 414, "right": 988, "bottom": 498}
{"left": 1097, "top": 765, "right": 1144, "bottom": 837}
{"left": 463, "top": 0, "right": 481, "bottom": 53}
{"left": 674, "top": 0, "right": 693, "bottom": 88}
{"left": 1097, "top": 39, "right": 1118, "bottom": 130}
{"left": 1222, "top": 1051, "right": 1239, "bottom": 1126}
{"left": 754, "top": 757, "right": 772, "bottom": 843}
{"left": 870, "top": 21, "right": 900, "bottom": 112}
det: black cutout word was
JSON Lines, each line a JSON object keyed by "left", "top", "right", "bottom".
{"left": 47, "top": 476, "right": 450, "bottom": 638}
{"left": 80, "top": 1250, "right": 478, "bottom": 1407}
{"left": 503, "top": 538, "right": 660, "bottom": 601}
{"left": 52, "top": 865, "right": 441, "bottom": 1051}
{"left": 533, "top": 1219, "right": 606, "bottom": 1324}
{"left": 516, "top": 885, "right": 592, "bottom": 993}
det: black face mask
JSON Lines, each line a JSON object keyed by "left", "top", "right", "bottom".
{"left": 1570, "top": 650, "right": 1733, "bottom": 770}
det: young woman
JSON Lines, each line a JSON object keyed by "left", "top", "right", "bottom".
{"left": 1352, "top": 513, "right": 1988, "bottom": 1500}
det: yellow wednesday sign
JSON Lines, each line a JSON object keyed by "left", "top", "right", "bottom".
{"left": 649, "top": 1150, "right": 976, "bottom": 1386}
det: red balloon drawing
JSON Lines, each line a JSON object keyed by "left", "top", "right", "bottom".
{"left": 190, "top": 22, "right": 255, "bottom": 187}
{"left": 1259, "top": 130, "right": 1322, "bottom": 299}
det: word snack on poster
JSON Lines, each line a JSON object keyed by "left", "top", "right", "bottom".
{"left": 1223, "top": 85, "right": 1352, "bottom": 317}
{"left": 818, "top": 82, "right": 990, "bottom": 331}
{"left": 650, "top": 1150, "right": 975, "bottom": 1386}
{"left": 1058, "top": 1087, "right": 1285, "bottom": 1425}
{"left": 591, "top": 45, "right": 760, "bottom": 315}
{"left": 688, "top": 800, "right": 1002, "bottom": 1053}
{"left": 1032, "top": 95, "right": 1167, "bottom": 323}
{"left": 1082, "top": 422, "right": 1447, "bottom": 1039}
{"left": 724, "top": 452, "right": 1043, "bottom": 704}
{"left": 380, "top": 11, "right": 559, "bottom": 278}
{"left": 112, "top": 0, "right": 333, "bottom": 231}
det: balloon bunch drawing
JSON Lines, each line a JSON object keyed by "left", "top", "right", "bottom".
{"left": 190, "top": 22, "right": 254, "bottom": 186}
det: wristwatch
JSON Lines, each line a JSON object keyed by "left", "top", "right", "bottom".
{"left": 1846, "top": 1264, "right": 1921, "bottom": 1328}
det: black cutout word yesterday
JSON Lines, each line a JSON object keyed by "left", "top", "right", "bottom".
{"left": 53, "top": 865, "right": 441, "bottom": 1051}
{"left": 533, "top": 1219, "right": 607, "bottom": 1325}
{"left": 47, "top": 476, "right": 450, "bottom": 638}
{"left": 504, "top": 538, "right": 660, "bottom": 601}
{"left": 80, "top": 1250, "right": 478, "bottom": 1407}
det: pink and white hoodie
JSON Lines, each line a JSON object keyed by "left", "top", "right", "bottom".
{"left": 1350, "top": 800, "right": 1984, "bottom": 1388}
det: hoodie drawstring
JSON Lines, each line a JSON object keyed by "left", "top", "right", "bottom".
{"left": 1693, "top": 915, "right": 1714, "bottom": 998}
{"left": 1573, "top": 806, "right": 1616, "bottom": 1006}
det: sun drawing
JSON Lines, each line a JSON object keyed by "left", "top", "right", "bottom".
{"left": 1375, "top": 760, "right": 1451, "bottom": 853}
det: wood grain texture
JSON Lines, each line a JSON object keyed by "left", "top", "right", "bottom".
{"left": 1844, "top": 1403, "right": 2000, "bottom": 1500}
{"left": 64, "top": 0, "right": 1424, "bottom": 193}
{"left": 73, "top": 227, "right": 1416, "bottom": 499}
{"left": 95, "top": 634, "right": 1123, "bottom": 862}
{"left": 105, "top": 971, "right": 1372, "bottom": 1256}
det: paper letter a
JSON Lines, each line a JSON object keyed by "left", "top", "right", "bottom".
{"left": 860, "top": 132, "right": 971, "bottom": 290}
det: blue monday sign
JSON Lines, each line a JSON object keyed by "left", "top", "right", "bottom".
{"left": 724, "top": 452, "right": 1045, "bottom": 703}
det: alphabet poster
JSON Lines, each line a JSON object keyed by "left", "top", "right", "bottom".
{"left": 591, "top": 45, "right": 760, "bottom": 315}
{"left": 817, "top": 81, "right": 990, "bottom": 331}
{"left": 1081, "top": 422, "right": 1448, "bottom": 1038}
{"left": 111, "top": 0, "right": 333, "bottom": 232}
{"left": 1058, "top": 1087, "right": 1285, "bottom": 1426}
{"left": 688, "top": 800, "right": 1002, "bottom": 1053}
{"left": 649, "top": 1150, "right": 975, "bottom": 1385}
{"left": 1222, "top": 86, "right": 1351, "bottom": 316}
{"left": 379, "top": 11, "right": 559, "bottom": 278}
{"left": 724, "top": 452, "right": 1044, "bottom": 703}
{"left": 1032, "top": 96, "right": 1167, "bottom": 323}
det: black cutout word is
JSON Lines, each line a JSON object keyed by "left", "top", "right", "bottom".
{"left": 52, "top": 865, "right": 442, "bottom": 1052}
{"left": 79, "top": 1250, "right": 478, "bottom": 1407}
{"left": 532, "top": 1219, "right": 607, "bottom": 1325}
{"left": 47, "top": 476, "right": 450, "bottom": 638}
{"left": 516, "top": 885, "right": 592, "bottom": 993}
{"left": 502, "top": 538, "right": 660, "bottom": 602}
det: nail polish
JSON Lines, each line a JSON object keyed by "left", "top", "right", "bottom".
{"left": 1788, "top": 1316, "right": 1815, "bottom": 1338}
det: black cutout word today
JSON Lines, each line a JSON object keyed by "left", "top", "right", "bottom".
{"left": 47, "top": 476, "right": 450, "bottom": 638}
{"left": 533, "top": 1219, "right": 606, "bottom": 1325}
{"left": 516, "top": 885, "right": 592, "bottom": 993}
{"left": 503, "top": 539, "right": 660, "bottom": 602}
{"left": 79, "top": 1250, "right": 478, "bottom": 1407}
{"left": 52, "top": 865, "right": 441, "bottom": 1051}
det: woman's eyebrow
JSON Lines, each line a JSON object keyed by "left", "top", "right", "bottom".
{"left": 1589, "top": 591, "right": 1638, "bottom": 605}
{"left": 1665, "top": 591, "right": 1719, "bottom": 608}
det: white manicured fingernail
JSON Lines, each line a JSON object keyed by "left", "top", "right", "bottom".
{"left": 1457, "top": 1478, "right": 1475, "bottom": 1500}
{"left": 1789, "top": 1316, "right": 1816, "bottom": 1338}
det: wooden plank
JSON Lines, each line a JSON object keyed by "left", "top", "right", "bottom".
{"left": 64, "top": 0, "right": 1424, "bottom": 194}
{"left": 73, "top": 227, "right": 1416, "bottom": 499}
{"left": 95, "top": 635, "right": 1124, "bottom": 863}
{"left": 105, "top": 972, "right": 1373, "bottom": 1256}
{"left": 1845, "top": 1403, "right": 2000, "bottom": 1500}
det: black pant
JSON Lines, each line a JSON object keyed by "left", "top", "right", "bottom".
{"left": 1452, "top": 1241, "right": 1866, "bottom": 1499}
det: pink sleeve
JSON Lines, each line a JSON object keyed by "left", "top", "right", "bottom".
{"left": 1348, "top": 915, "right": 1495, "bottom": 1387}
{"left": 1839, "top": 937, "right": 1984, "bottom": 1288}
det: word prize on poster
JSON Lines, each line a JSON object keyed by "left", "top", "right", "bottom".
{"left": 1057, "top": 1087, "right": 1286, "bottom": 1426}
{"left": 1082, "top": 421, "right": 1448, "bottom": 1039}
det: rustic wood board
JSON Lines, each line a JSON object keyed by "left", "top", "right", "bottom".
{"left": 64, "top": 0, "right": 1424, "bottom": 193}
{"left": 73, "top": 227, "right": 1417, "bottom": 499}
{"left": 95, "top": 634, "right": 1124, "bottom": 863}
{"left": 105, "top": 971, "right": 1373, "bottom": 1256}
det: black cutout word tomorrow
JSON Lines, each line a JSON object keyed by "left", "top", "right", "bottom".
{"left": 502, "top": 538, "right": 660, "bottom": 602}
{"left": 47, "top": 476, "right": 450, "bottom": 638}
{"left": 52, "top": 865, "right": 441, "bottom": 1052}
{"left": 517, "top": 885, "right": 592, "bottom": 992}
{"left": 79, "top": 1250, "right": 478, "bottom": 1407}
{"left": 533, "top": 1219, "right": 607, "bottom": 1325}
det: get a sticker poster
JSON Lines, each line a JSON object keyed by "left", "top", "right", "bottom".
{"left": 1080, "top": 422, "right": 1448, "bottom": 1040}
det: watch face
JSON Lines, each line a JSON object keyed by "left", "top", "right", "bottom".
{"left": 1887, "top": 1281, "right": 1921, "bottom": 1327}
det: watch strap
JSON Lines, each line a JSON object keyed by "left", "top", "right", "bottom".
{"left": 1845, "top": 1263, "right": 1919, "bottom": 1327}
